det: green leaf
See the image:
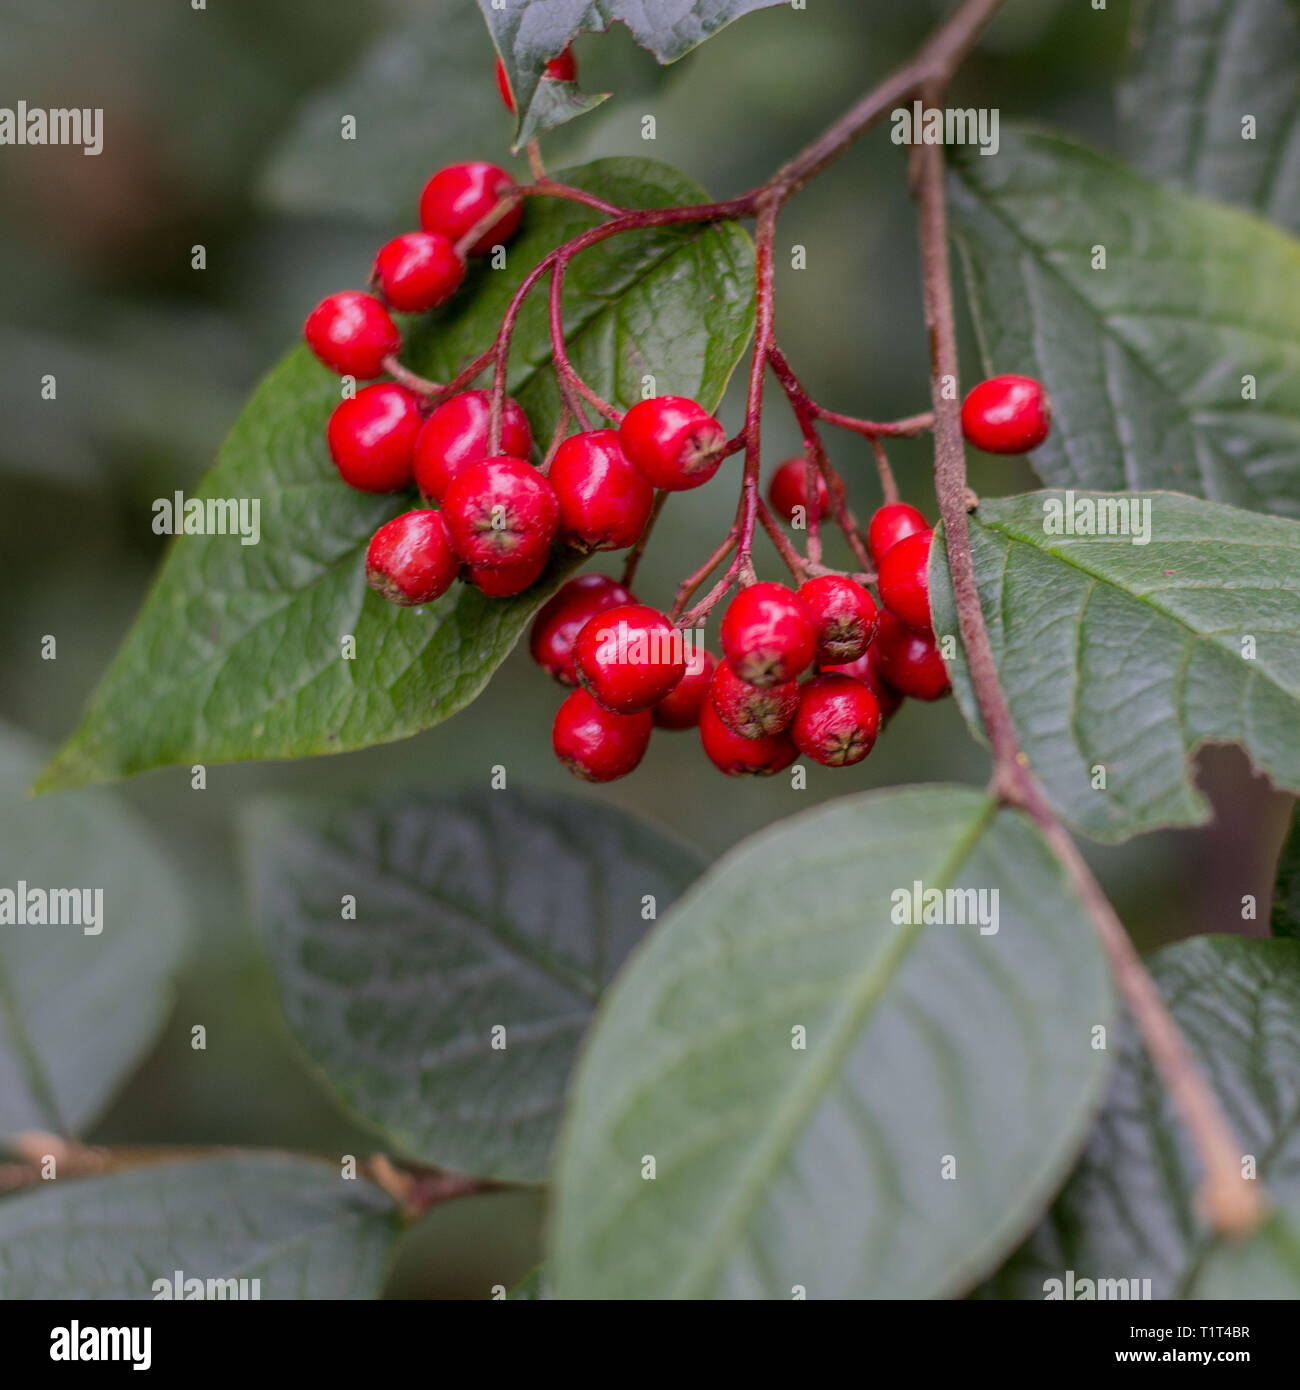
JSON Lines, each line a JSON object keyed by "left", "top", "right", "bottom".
{"left": 931, "top": 491, "right": 1300, "bottom": 843}
{"left": 0, "top": 723, "right": 188, "bottom": 1137}
{"left": 1271, "top": 802, "right": 1300, "bottom": 939}
{"left": 551, "top": 785, "right": 1114, "bottom": 1299}
{"left": 247, "top": 788, "right": 704, "bottom": 1184}
{"left": 984, "top": 936, "right": 1300, "bottom": 1299}
{"left": 508, "top": 1264, "right": 552, "bottom": 1299}
{"left": 0, "top": 1154, "right": 400, "bottom": 1299}
{"left": 38, "top": 159, "right": 754, "bottom": 793}
{"left": 1120, "top": 0, "right": 1300, "bottom": 233}
{"left": 949, "top": 128, "right": 1300, "bottom": 517}
{"left": 1188, "top": 1211, "right": 1300, "bottom": 1299}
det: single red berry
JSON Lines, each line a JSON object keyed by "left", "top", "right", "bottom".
{"left": 549, "top": 429, "right": 654, "bottom": 552}
{"left": 553, "top": 688, "right": 652, "bottom": 783}
{"left": 365, "top": 510, "right": 459, "bottom": 606}
{"left": 414, "top": 390, "right": 532, "bottom": 501}
{"left": 877, "top": 529, "right": 934, "bottom": 633}
{"left": 327, "top": 383, "right": 423, "bottom": 492}
{"left": 573, "top": 603, "right": 686, "bottom": 714}
{"left": 961, "top": 374, "right": 1052, "bottom": 453}
{"left": 495, "top": 47, "right": 577, "bottom": 114}
{"left": 441, "top": 456, "right": 557, "bottom": 569}
{"left": 791, "top": 673, "right": 880, "bottom": 767}
{"left": 618, "top": 396, "right": 727, "bottom": 491}
{"left": 709, "top": 659, "right": 798, "bottom": 740}
{"left": 767, "top": 457, "right": 829, "bottom": 525}
{"left": 797, "top": 575, "right": 878, "bottom": 664}
{"left": 699, "top": 700, "right": 797, "bottom": 777}
{"left": 866, "top": 501, "right": 928, "bottom": 567}
{"left": 529, "top": 573, "right": 635, "bottom": 686}
{"left": 824, "top": 644, "right": 903, "bottom": 720}
{"left": 419, "top": 161, "right": 522, "bottom": 257}
{"left": 720, "top": 581, "right": 817, "bottom": 687}
{"left": 372, "top": 232, "right": 465, "bottom": 313}
{"left": 873, "top": 610, "right": 949, "bottom": 701}
{"left": 652, "top": 646, "right": 715, "bottom": 730}
{"left": 304, "top": 290, "right": 400, "bottom": 379}
{"left": 464, "top": 551, "right": 547, "bottom": 597}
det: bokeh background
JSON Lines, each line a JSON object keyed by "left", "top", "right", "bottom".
{"left": 0, "top": 0, "right": 1291, "bottom": 1296}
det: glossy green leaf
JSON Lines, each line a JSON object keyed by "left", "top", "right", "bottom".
{"left": 1271, "top": 803, "right": 1300, "bottom": 939}
{"left": 931, "top": 491, "right": 1300, "bottom": 843}
{"left": 950, "top": 128, "right": 1300, "bottom": 517}
{"left": 552, "top": 785, "right": 1114, "bottom": 1299}
{"left": 38, "top": 159, "right": 753, "bottom": 792}
{"left": 247, "top": 788, "right": 703, "bottom": 1183}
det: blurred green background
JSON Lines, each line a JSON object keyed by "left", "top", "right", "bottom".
{"left": 0, "top": 0, "right": 1291, "bottom": 1296}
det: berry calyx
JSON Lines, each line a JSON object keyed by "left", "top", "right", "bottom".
{"left": 618, "top": 396, "right": 727, "bottom": 491}
{"left": 441, "top": 456, "right": 558, "bottom": 568}
{"left": 549, "top": 429, "right": 654, "bottom": 552}
{"left": 767, "top": 457, "right": 828, "bottom": 525}
{"left": 553, "top": 689, "right": 652, "bottom": 783}
{"left": 530, "top": 574, "right": 635, "bottom": 686}
{"left": 960, "top": 374, "right": 1052, "bottom": 454}
{"left": 495, "top": 48, "right": 577, "bottom": 114}
{"left": 372, "top": 232, "right": 465, "bottom": 313}
{"left": 699, "top": 700, "right": 797, "bottom": 777}
{"left": 791, "top": 673, "right": 880, "bottom": 767}
{"left": 797, "top": 574, "right": 878, "bottom": 664}
{"left": 652, "top": 646, "right": 715, "bottom": 730}
{"left": 573, "top": 603, "right": 686, "bottom": 713}
{"left": 710, "top": 659, "right": 798, "bottom": 740}
{"left": 419, "top": 161, "right": 522, "bottom": 257}
{"left": 465, "top": 551, "right": 548, "bottom": 597}
{"left": 824, "top": 644, "right": 903, "bottom": 720}
{"left": 327, "top": 383, "right": 423, "bottom": 492}
{"left": 365, "top": 510, "right": 459, "bottom": 606}
{"left": 413, "top": 389, "right": 532, "bottom": 501}
{"left": 866, "top": 501, "right": 928, "bottom": 567}
{"left": 873, "top": 610, "right": 949, "bottom": 701}
{"left": 720, "top": 581, "right": 817, "bottom": 687}
{"left": 877, "top": 528, "right": 934, "bottom": 633}
{"left": 304, "top": 291, "right": 400, "bottom": 379}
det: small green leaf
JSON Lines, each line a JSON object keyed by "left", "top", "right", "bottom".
{"left": 931, "top": 491, "right": 1300, "bottom": 843}
{"left": 0, "top": 1154, "right": 400, "bottom": 1299}
{"left": 1271, "top": 803, "right": 1300, "bottom": 939}
{"left": 508, "top": 1264, "right": 552, "bottom": 1299}
{"left": 247, "top": 789, "right": 703, "bottom": 1183}
{"left": 552, "top": 786, "right": 1114, "bottom": 1299}
{"left": 1188, "top": 1211, "right": 1300, "bottom": 1299}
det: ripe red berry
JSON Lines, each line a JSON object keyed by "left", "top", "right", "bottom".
{"left": 873, "top": 610, "right": 949, "bottom": 701}
{"left": 797, "top": 575, "right": 878, "bottom": 664}
{"left": 365, "top": 510, "right": 459, "bottom": 606}
{"left": 327, "top": 383, "right": 423, "bottom": 492}
{"left": 304, "top": 291, "right": 400, "bottom": 379}
{"left": 699, "top": 700, "right": 797, "bottom": 777}
{"left": 767, "top": 457, "right": 828, "bottom": 525}
{"left": 419, "top": 161, "right": 522, "bottom": 257}
{"left": 465, "top": 551, "right": 548, "bottom": 597}
{"left": 372, "top": 232, "right": 465, "bottom": 313}
{"left": 549, "top": 429, "right": 654, "bottom": 551}
{"left": 413, "top": 390, "right": 532, "bottom": 501}
{"left": 529, "top": 573, "right": 635, "bottom": 686}
{"left": 442, "top": 456, "right": 557, "bottom": 569}
{"left": 792, "top": 674, "right": 881, "bottom": 767}
{"left": 618, "top": 396, "right": 727, "bottom": 491}
{"left": 720, "top": 581, "right": 817, "bottom": 687}
{"left": 553, "top": 689, "right": 652, "bottom": 783}
{"left": 573, "top": 603, "right": 686, "bottom": 713}
{"left": 866, "top": 501, "right": 928, "bottom": 567}
{"left": 877, "top": 529, "right": 934, "bottom": 633}
{"left": 710, "top": 659, "right": 798, "bottom": 740}
{"left": 961, "top": 374, "right": 1052, "bottom": 454}
{"left": 652, "top": 646, "right": 715, "bottom": 730}
{"left": 495, "top": 48, "right": 577, "bottom": 114}
{"left": 824, "top": 644, "right": 903, "bottom": 720}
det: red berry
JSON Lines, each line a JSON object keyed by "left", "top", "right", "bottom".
{"left": 652, "top": 646, "right": 715, "bottom": 730}
{"left": 866, "top": 502, "right": 928, "bottom": 567}
{"left": 419, "top": 161, "right": 522, "bottom": 257}
{"left": 710, "top": 659, "right": 798, "bottom": 740}
{"left": 327, "top": 383, "right": 423, "bottom": 492}
{"left": 495, "top": 48, "right": 577, "bottom": 114}
{"left": 365, "top": 510, "right": 459, "bottom": 606}
{"left": 767, "top": 457, "right": 828, "bottom": 525}
{"left": 573, "top": 603, "right": 686, "bottom": 713}
{"left": 720, "top": 581, "right": 817, "bottom": 687}
{"left": 873, "top": 610, "right": 949, "bottom": 701}
{"left": 304, "top": 291, "right": 400, "bottom": 379}
{"left": 791, "top": 673, "right": 880, "bottom": 767}
{"left": 372, "top": 232, "right": 465, "bottom": 313}
{"left": 529, "top": 574, "right": 635, "bottom": 686}
{"left": 413, "top": 390, "right": 532, "bottom": 501}
{"left": 553, "top": 689, "right": 651, "bottom": 783}
{"left": 824, "top": 644, "right": 903, "bottom": 720}
{"left": 961, "top": 374, "right": 1052, "bottom": 454}
{"left": 698, "top": 701, "right": 797, "bottom": 777}
{"left": 549, "top": 429, "right": 654, "bottom": 552}
{"left": 464, "top": 551, "right": 547, "bottom": 596}
{"left": 618, "top": 396, "right": 727, "bottom": 491}
{"left": 877, "top": 529, "right": 934, "bottom": 633}
{"left": 442, "top": 456, "right": 557, "bottom": 569}
{"left": 797, "top": 575, "right": 878, "bottom": 664}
